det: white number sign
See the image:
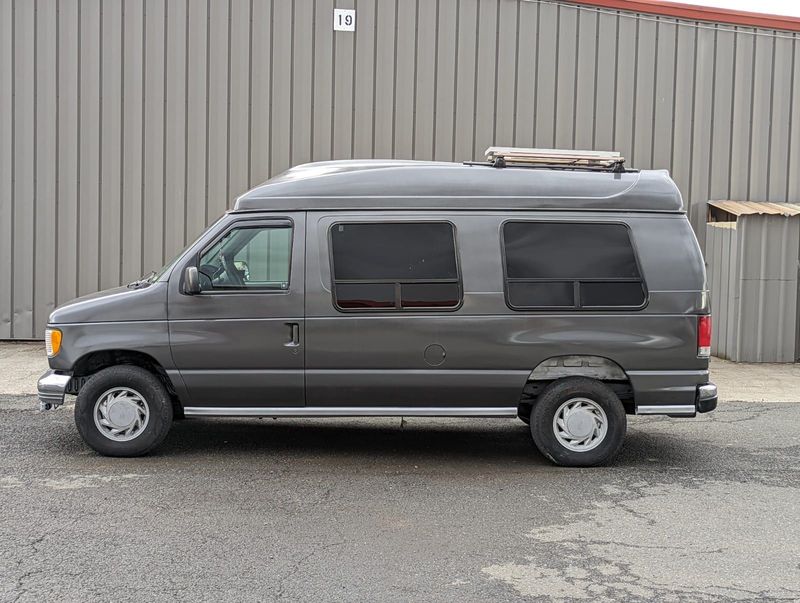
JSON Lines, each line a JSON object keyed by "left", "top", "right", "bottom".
{"left": 333, "top": 9, "right": 355, "bottom": 32}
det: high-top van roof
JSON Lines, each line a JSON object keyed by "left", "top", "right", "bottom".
{"left": 233, "top": 160, "right": 684, "bottom": 213}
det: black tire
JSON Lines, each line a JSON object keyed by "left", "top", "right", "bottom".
{"left": 74, "top": 365, "right": 173, "bottom": 457}
{"left": 529, "top": 377, "right": 626, "bottom": 467}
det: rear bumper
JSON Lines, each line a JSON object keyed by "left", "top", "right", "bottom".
{"left": 695, "top": 383, "right": 718, "bottom": 413}
{"left": 38, "top": 370, "right": 72, "bottom": 411}
{"left": 636, "top": 382, "right": 717, "bottom": 417}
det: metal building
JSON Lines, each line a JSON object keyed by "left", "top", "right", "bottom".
{"left": 2, "top": 0, "right": 800, "bottom": 339}
{"left": 706, "top": 201, "right": 800, "bottom": 362}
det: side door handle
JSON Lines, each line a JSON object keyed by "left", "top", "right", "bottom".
{"left": 284, "top": 322, "right": 300, "bottom": 347}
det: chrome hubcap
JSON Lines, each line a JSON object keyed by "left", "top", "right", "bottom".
{"left": 93, "top": 387, "right": 150, "bottom": 442}
{"left": 553, "top": 397, "right": 608, "bottom": 452}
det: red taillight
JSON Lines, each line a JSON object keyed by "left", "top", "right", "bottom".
{"left": 698, "top": 315, "right": 711, "bottom": 357}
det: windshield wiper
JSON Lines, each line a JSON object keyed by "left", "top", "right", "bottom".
{"left": 127, "top": 271, "right": 156, "bottom": 289}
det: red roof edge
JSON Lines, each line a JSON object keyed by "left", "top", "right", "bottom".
{"left": 567, "top": 0, "right": 800, "bottom": 32}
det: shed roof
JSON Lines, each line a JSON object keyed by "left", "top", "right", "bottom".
{"left": 233, "top": 160, "right": 684, "bottom": 213}
{"left": 707, "top": 200, "right": 800, "bottom": 217}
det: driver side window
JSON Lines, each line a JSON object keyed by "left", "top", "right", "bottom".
{"left": 198, "top": 224, "right": 292, "bottom": 291}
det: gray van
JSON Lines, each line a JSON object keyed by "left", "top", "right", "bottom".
{"left": 38, "top": 149, "right": 716, "bottom": 466}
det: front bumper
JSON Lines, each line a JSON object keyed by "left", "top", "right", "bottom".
{"left": 636, "top": 382, "right": 717, "bottom": 417}
{"left": 38, "top": 370, "right": 72, "bottom": 411}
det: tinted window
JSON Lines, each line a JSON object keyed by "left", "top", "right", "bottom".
{"left": 507, "top": 281, "right": 574, "bottom": 308}
{"left": 199, "top": 224, "right": 291, "bottom": 291}
{"left": 502, "top": 222, "right": 645, "bottom": 309}
{"left": 331, "top": 222, "right": 461, "bottom": 311}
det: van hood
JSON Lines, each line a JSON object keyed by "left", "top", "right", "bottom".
{"left": 48, "top": 282, "right": 168, "bottom": 324}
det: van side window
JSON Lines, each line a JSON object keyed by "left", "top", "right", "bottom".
{"left": 198, "top": 224, "right": 292, "bottom": 291}
{"left": 502, "top": 222, "right": 646, "bottom": 309}
{"left": 330, "top": 222, "right": 461, "bottom": 310}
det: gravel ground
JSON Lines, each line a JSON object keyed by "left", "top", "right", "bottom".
{"left": 1, "top": 397, "right": 798, "bottom": 602}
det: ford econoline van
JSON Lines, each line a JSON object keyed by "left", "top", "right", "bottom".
{"left": 38, "top": 148, "right": 717, "bottom": 466}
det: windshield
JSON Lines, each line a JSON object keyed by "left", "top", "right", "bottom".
{"left": 138, "top": 215, "right": 229, "bottom": 285}
{"left": 149, "top": 251, "right": 183, "bottom": 283}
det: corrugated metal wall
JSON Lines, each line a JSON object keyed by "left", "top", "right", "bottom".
{"left": 706, "top": 223, "right": 740, "bottom": 360}
{"left": 707, "top": 217, "right": 800, "bottom": 362}
{"left": 3, "top": 0, "right": 800, "bottom": 338}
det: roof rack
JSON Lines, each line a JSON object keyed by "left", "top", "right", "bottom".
{"left": 473, "top": 147, "right": 628, "bottom": 172}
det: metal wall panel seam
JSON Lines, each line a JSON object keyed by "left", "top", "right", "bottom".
{"left": 511, "top": 0, "right": 520, "bottom": 146}
{"left": 788, "top": 34, "right": 799, "bottom": 200}
{"left": 648, "top": 17, "right": 658, "bottom": 169}
{"left": 289, "top": 0, "right": 295, "bottom": 167}
{"left": 32, "top": 0, "right": 37, "bottom": 337}
{"left": 745, "top": 32, "right": 756, "bottom": 199}
{"left": 162, "top": 0, "right": 171, "bottom": 264}
{"left": 411, "top": 0, "right": 420, "bottom": 159}
{"left": 310, "top": 0, "right": 317, "bottom": 163}
{"left": 10, "top": 0, "right": 16, "bottom": 338}
{"left": 685, "top": 25, "right": 697, "bottom": 211}
{"left": 183, "top": 0, "right": 190, "bottom": 244}
{"left": 765, "top": 34, "right": 776, "bottom": 200}
{"left": 225, "top": 0, "right": 231, "bottom": 208}
{"left": 726, "top": 29, "right": 736, "bottom": 199}
{"left": 431, "top": 0, "right": 441, "bottom": 155}
{"left": 553, "top": 5, "right": 559, "bottom": 147}
{"left": 570, "top": 4, "right": 580, "bottom": 150}
{"left": 470, "top": 0, "right": 480, "bottom": 158}
{"left": 533, "top": 1, "right": 540, "bottom": 146}
{"left": 629, "top": 16, "right": 639, "bottom": 166}
{"left": 54, "top": 0, "right": 60, "bottom": 317}
{"left": 450, "top": 0, "right": 459, "bottom": 160}
{"left": 492, "top": 0, "right": 501, "bottom": 150}
{"left": 203, "top": 0, "right": 211, "bottom": 223}
{"left": 119, "top": 1, "right": 126, "bottom": 276}
{"left": 391, "top": 0, "right": 398, "bottom": 158}
{"left": 589, "top": 10, "right": 599, "bottom": 149}
{"left": 330, "top": 0, "right": 337, "bottom": 160}
{"left": 369, "top": 0, "right": 378, "bottom": 157}
{"left": 705, "top": 26, "right": 717, "bottom": 204}
{"left": 140, "top": 0, "right": 147, "bottom": 272}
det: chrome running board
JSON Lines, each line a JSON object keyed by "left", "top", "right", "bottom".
{"left": 183, "top": 406, "right": 518, "bottom": 418}
{"left": 636, "top": 404, "right": 696, "bottom": 416}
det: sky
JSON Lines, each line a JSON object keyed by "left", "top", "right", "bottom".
{"left": 671, "top": 0, "right": 800, "bottom": 17}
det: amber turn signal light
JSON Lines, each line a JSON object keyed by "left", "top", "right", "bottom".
{"left": 45, "top": 328, "right": 62, "bottom": 357}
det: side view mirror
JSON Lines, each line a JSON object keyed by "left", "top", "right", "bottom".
{"left": 182, "top": 266, "right": 201, "bottom": 295}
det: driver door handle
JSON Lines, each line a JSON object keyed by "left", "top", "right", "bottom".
{"left": 284, "top": 322, "right": 300, "bottom": 347}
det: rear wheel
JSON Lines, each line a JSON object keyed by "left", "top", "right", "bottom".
{"left": 74, "top": 365, "right": 173, "bottom": 457}
{"left": 529, "top": 377, "right": 626, "bottom": 467}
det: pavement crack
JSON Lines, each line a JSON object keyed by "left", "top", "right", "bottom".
{"left": 274, "top": 541, "right": 346, "bottom": 600}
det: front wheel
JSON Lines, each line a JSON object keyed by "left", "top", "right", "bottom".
{"left": 529, "top": 378, "right": 626, "bottom": 467}
{"left": 74, "top": 365, "right": 173, "bottom": 457}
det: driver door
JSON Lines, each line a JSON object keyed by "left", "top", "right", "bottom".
{"left": 168, "top": 213, "right": 305, "bottom": 408}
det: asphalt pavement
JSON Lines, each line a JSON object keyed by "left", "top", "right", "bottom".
{"left": 1, "top": 393, "right": 799, "bottom": 602}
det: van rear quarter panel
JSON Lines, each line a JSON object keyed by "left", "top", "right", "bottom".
{"left": 305, "top": 211, "right": 709, "bottom": 407}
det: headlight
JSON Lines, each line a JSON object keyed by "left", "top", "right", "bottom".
{"left": 45, "top": 328, "right": 62, "bottom": 357}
